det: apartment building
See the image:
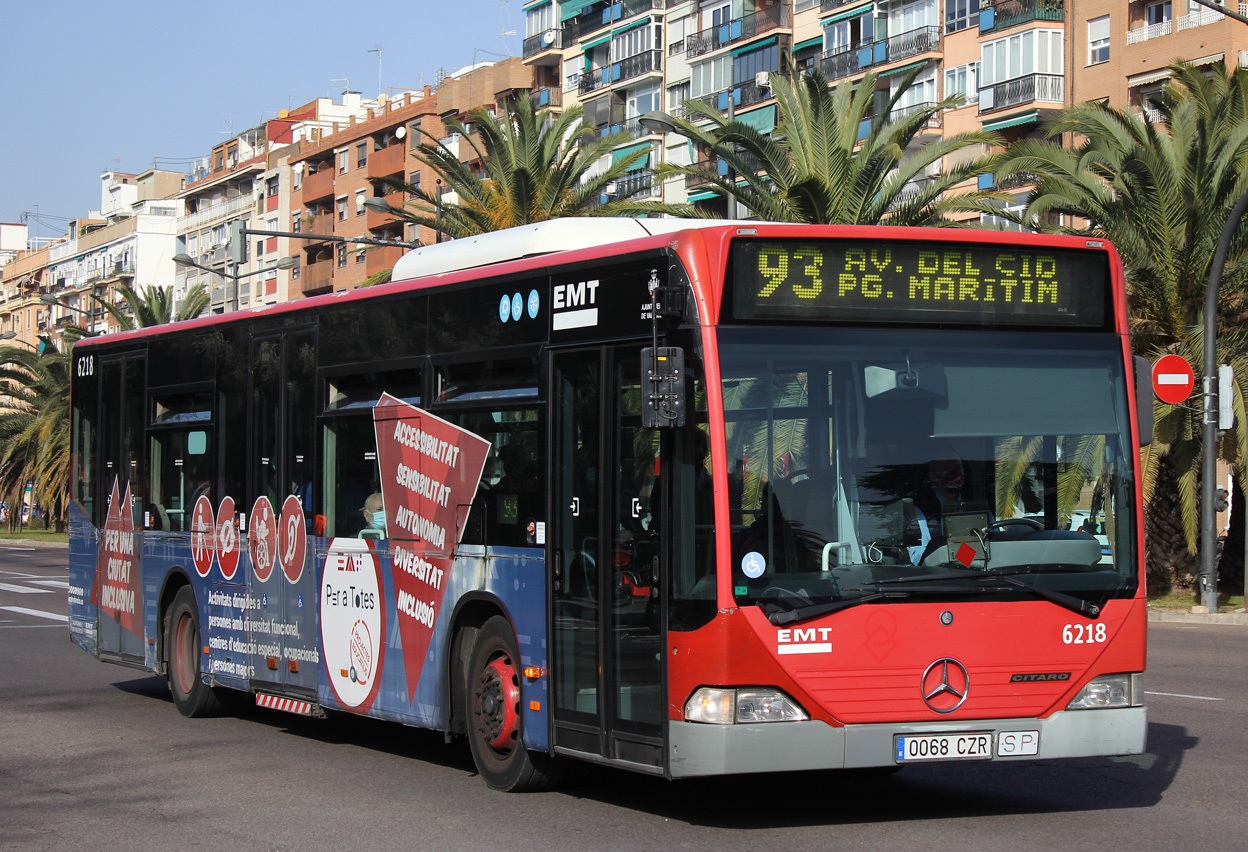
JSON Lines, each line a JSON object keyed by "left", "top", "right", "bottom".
{"left": 524, "top": 1, "right": 1248, "bottom": 221}
{"left": 1, "top": 223, "right": 27, "bottom": 271}
{"left": 289, "top": 58, "right": 535, "bottom": 295}
{"left": 0, "top": 171, "right": 185, "bottom": 348}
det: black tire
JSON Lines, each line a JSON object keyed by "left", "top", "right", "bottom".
{"left": 165, "top": 586, "right": 233, "bottom": 718}
{"left": 465, "top": 616, "right": 563, "bottom": 792}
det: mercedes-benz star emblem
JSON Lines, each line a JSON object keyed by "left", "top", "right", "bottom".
{"left": 921, "top": 657, "right": 970, "bottom": 714}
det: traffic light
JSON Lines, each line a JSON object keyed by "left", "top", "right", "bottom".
{"left": 228, "top": 220, "right": 246, "bottom": 264}
{"left": 1214, "top": 488, "right": 1229, "bottom": 513}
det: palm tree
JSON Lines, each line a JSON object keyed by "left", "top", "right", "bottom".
{"left": 0, "top": 335, "right": 72, "bottom": 532}
{"left": 619, "top": 68, "right": 1005, "bottom": 225}
{"left": 991, "top": 61, "right": 1248, "bottom": 591}
{"left": 94, "top": 282, "right": 210, "bottom": 331}
{"left": 375, "top": 92, "right": 651, "bottom": 241}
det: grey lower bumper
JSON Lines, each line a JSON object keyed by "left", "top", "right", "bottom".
{"left": 669, "top": 706, "right": 1147, "bottom": 778}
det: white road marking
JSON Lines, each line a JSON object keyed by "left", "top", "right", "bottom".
{"left": 1145, "top": 690, "right": 1223, "bottom": 701}
{"left": 0, "top": 606, "right": 67, "bottom": 622}
{"left": 29, "top": 579, "right": 69, "bottom": 589}
{"left": 0, "top": 582, "right": 53, "bottom": 594}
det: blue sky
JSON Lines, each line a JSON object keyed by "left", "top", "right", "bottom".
{"left": 0, "top": 0, "right": 522, "bottom": 243}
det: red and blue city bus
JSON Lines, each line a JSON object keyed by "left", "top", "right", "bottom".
{"left": 69, "top": 219, "right": 1149, "bottom": 791}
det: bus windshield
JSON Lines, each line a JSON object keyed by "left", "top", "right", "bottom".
{"left": 717, "top": 326, "right": 1137, "bottom": 614}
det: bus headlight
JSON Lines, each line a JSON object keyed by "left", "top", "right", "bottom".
{"left": 1066, "top": 673, "right": 1143, "bottom": 710}
{"left": 684, "top": 687, "right": 809, "bottom": 724}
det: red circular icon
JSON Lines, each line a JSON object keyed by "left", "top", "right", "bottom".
{"left": 278, "top": 495, "right": 307, "bottom": 584}
{"left": 190, "top": 496, "right": 216, "bottom": 578}
{"left": 249, "top": 496, "right": 277, "bottom": 583}
{"left": 1152, "top": 354, "right": 1195, "bottom": 405}
{"left": 216, "top": 496, "right": 240, "bottom": 581}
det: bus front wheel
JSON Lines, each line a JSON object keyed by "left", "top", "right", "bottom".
{"left": 165, "top": 586, "right": 232, "bottom": 718}
{"left": 465, "top": 616, "right": 562, "bottom": 792}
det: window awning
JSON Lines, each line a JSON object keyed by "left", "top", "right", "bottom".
{"left": 1127, "top": 68, "right": 1171, "bottom": 87}
{"left": 523, "top": 0, "right": 551, "bottom": 10}
{"left": 982, "top": 110, "right": 1039, "bottom": 131}
{"left": 879, "top": 59, "right": 930, "bottom": 79}
{"left": 581, "top": 33, "right": 611, "bottom": 49}
{"left": 612, "top": 16, "right": 649, "bottom": 36}
{"left": 822, "top": 2, "right": 872, "bottom": 26}
{"left": 612, "top": 142, "right": 651, "bottom": 171}
{"left": 734, "top": 105, "right": 777, "bottom": 134}
{"left": 560, "top": 0, "right": 598, "bottom": 22}
{"left": 792, "top": 36, "right": 824, "bottom": 53}
{"left": 732, "top": 35, "right": 777, "bottom": 56}
{"left": 687, "top": 189, "right": 720, "bottom": 202}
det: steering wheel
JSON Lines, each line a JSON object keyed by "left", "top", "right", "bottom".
{"left": 759, "top": 586, "right": 814, "bottom": 607}
{"left": 987, "top": 517, "right": 1044, "bottom": 533}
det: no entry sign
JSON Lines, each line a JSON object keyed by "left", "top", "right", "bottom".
{"left": 1153, "top": 354, "right": 1195, "bottom": 404}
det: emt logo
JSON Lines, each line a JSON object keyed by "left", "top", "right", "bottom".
{"left": 776, "top": 626, "right": 832, "bottom": 655}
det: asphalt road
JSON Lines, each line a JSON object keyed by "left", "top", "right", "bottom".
{"left": 1, "top": 545, "right": 1244, "bottom": 852}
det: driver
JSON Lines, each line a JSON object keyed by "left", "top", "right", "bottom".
{"left": 908, "top": 453, "right": 970, "bottom": 564}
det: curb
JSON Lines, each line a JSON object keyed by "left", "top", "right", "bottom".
{"left": 0, "top": 539, "right": 69, "bottom": 549}
{"left": 1148, "top": 609, "right": 1248, "bottom": 626}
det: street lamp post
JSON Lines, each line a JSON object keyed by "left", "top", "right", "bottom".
{"left": 173, "top": 254, "right": 298, "bottom": 312}
{"left": 0, "top": 331, "right": 37, "bottom": 350}
{"left": 640, "top": 102, "right": 739, "bottom": 220}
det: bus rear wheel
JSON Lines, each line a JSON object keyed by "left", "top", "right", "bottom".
{"left": 166, "top": 586, "right": 232, "bottom": 718}
{"left": 465, "top": 616, "right": 562, "bottom": 792}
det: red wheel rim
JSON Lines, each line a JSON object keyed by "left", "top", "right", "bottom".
{"left": 173, "top": 612, "right": 197, "bottom": 697}
{"left": 476, "top": 653, "right": 521, "bottom": 752}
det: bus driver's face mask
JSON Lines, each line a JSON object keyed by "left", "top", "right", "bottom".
{"left": 369, "top": 511, "right": 387, "bottom": 530}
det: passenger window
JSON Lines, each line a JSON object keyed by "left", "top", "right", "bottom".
{"left": 148, "top": 429, "right": 212, "bottom": 532}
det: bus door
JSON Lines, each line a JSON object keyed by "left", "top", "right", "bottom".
{"left": 550, "top": 346, "right": 666, "bottom": 769}
{"left": 246, "top": 329, "right": 318, "bottom": 697}
{"left": 96, "top": 351, "right": 147, "bottom": 664}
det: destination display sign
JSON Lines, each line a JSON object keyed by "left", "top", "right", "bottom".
{"left": 730, "top": 240, "right": 1110, "bottom": 328}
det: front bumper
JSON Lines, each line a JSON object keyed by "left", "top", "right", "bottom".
{"left": 668, "top": 706, "right": 1147, "bottom": 778}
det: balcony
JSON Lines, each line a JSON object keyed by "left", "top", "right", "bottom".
{"left": 523, "top": 26, "right": 568, "bottom": 59}
{"left": 180, "top": 193, "right": 258, "bottom": 233}
{"left": 979, "top": 72, "right": 1063, "bottom": 113}
{"left": 615, "top": 171, "right": 657, "bottom": 198}
{"left": 563, "top": 0, "right": 662, "bottom": 42}
{"left": 364, "top": 244, "right": 406, "bottom": 277}
{"left": 532, "top": 86, "right": 563, "bottom": 108}
{"left": 300, "top": 259, "right": 333, "bottom": 296}
{"left": 684, "top": 159, "right": 719, "bottom": 189}
{"left": 979, "top": 0, "right": 1064, "bottom": 35}
{"left": 302, "top": 212, "right": 334, "bottom": 242}
{"left": 821, "top": 43, "right": 870, "bottom": 81}
{"left": 888, "top": 101, "right": 943, "bottom": 130}
{"left": 882, "top": 25, "right": 940, "bottom": 64}
{"left": 579, "top": 50, "right": 662, "bottom": 95}
{"left": 366, "top": 193, "right": 407, "bottom": 231}
{"left": 686, "top": 4, "right": 790, "bottom": 57}
{"left": 1127, "top": 5, "right": 1227, "bottom": 44}
{"left": 820, "top": 25, "right": 940, "bottom": 82}
{"left": 367, "top": 144, "right": 407, "bottom": 180}
{"left": 302, "top": 167, "right": 335, "bottom": 203}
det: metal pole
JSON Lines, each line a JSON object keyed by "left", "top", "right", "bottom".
{"left": 1200, "top": 186, "right": 1248, "bottom": 612}
{"left": 725, "top": 93, "right": 737, "bottom": 221}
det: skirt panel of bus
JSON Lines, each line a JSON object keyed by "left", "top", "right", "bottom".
{"left": 310, "top": 542, "right": 549, "bottom": 751}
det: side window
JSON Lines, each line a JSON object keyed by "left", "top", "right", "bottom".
{"left": 320, "top": 362, "right": 422, "bottom": 538}
{"left": 443, "top": 407, "right": 544, "bottom": 548}
{"left": 147, "top": 429, "right": 212, "bottom": 532}
{"left": 71, "top": 353, "right": 98, "bottom": 521}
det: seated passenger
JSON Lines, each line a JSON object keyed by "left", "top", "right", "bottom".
{"left": 359, "top": 493, "right": 386, "bottom": 538}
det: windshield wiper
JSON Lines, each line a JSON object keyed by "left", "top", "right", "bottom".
{"left": 766, "top": 585, "right": 984, "bottom": 626}
{"left": 865, "top": 569, "right": 1101, "bottom": 618}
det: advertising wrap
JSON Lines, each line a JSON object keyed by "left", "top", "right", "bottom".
{"left": 372, "top": 393, "right": 491, "bottom": 703}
